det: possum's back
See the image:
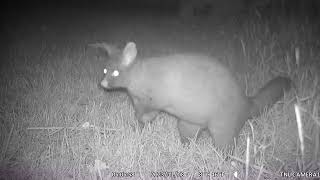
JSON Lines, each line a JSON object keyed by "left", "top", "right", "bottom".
{"left": 140, "top": 54, "right": 250, "bottom": 126}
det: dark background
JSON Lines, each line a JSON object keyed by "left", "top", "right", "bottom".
{"left": 1, "top": 0, "right": 320, "bottom": 17}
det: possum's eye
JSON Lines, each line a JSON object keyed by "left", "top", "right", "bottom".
{"left": 103, "top": 68, "right": 108, "bottom": 74}
{"left": 112, "top": 70, "right": 119, "bottom": 77}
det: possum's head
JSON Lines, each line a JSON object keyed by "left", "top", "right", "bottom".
{"left": 89, "top": 42, "right": 138, "bottom": 90}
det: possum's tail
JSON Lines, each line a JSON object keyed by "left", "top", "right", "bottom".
{"left": 249, "top": 77, "right": 292, "bottom": 118}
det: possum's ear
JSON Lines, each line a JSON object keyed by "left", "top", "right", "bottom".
{"left": 87, "top": 42, "right": 120, "bottom": 56}
{"left": 122, "top": 42, "right": 137, "bottom": 66}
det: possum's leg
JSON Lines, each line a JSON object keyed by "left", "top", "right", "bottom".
{"left": 141, "top": 111, "right": 159, "bottom": 123}
{"left": 207, "top": 120, "right": 237, "bottom": 150}
{"left": 134, "top": 105, "right": 159, "bottom": 130}
{"left": 132, "top": 97, "right": 159, "bottom": 131}
{"left": 134, "top": 111, "right": 159, "bottom": 132}
{"left": 139, "top": 111, "right": 159, "bottom": 128}
{"left": 132, "top": 99, "right": 146, "bottom": 132}
{"left": 177, "top": 120, "right": 201, "bottom": 144}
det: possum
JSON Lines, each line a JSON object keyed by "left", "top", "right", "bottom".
{"left": 89, "top": 41, "right": 291, "bottom": 149}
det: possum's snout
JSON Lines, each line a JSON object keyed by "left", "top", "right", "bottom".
{"left": 100, "top": 79, "right": 109, "bottom": 88}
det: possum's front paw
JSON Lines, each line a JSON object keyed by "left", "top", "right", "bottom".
{"left": 140, "top": 111, "right": 159, "bottom": 123}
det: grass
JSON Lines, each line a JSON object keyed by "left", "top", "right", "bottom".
{"left": 1, "top": 9, "right": 319, "bottom": 179}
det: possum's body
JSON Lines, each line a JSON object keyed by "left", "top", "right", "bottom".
{"left": 91, "top": 42, "right": 292, "bottom": 149}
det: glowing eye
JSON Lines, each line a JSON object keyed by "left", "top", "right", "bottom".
{"left": 103, "top": 68, "right": 107, "bottom": 74}
{"left": 112, "top": 70, "right": 119, "bottom": 77}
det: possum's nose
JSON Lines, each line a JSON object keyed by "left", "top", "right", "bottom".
{"left": 100, "top": 79, "right": 109, "bottom": 88}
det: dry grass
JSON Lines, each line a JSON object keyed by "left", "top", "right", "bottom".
{"left": 1, "top": 10, "right": 319, "bottom": 179}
